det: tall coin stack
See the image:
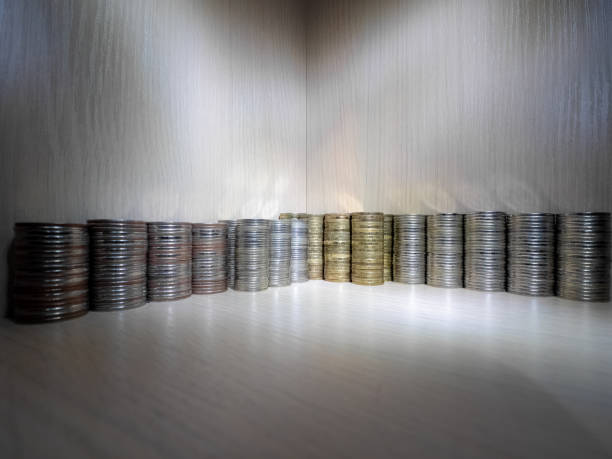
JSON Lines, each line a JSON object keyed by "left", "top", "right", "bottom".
{"left": 192, "top": 223, "right": 227, "bottom": 294}
{"left": 290, "top": 218, "right": 309, "bottom": 283}
{"left": 219, "top": 220, "right": 238, "bottom": 289}
{"left": 393, "top": 215, "right": 427, "bottom": 284}
{"left": 508, "top": 214, "right": 555, "bottom": 296}
{"left": 11, "top": 223, "right": 89, "bottom": 322}
{"left": 147, "top": 222, "right": 192, "bottom": 301}
{"left": 307, "top": 214, "right": 324, "bottom": 279}
{"left": 465, "top": 212, "right": 506, "bottom": 291}
{"left": 324, "top": 214, "right": 351, "bottom": 282}
{"left": 427, "top": 214, "right": 464, "bottom": 288}
{"left": 89, "top": 220, "right": 147, "bottom": 310}
{"left": 235, "top": 219, "right": 271, "bottom": 291}
{"left": 351, "top": 212, "right": 384, "bottom": 286}
{"left": 383, "top": 214, "right": 393, "bottom": 281}
{"left": 557, "top": 212, "right": 611, "bottom": 302}
{"left": 269, "top": 220, "right": 291, "bottom": 287}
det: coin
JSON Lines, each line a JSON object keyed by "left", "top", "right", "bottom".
{"left": 351, "top": 212, "right": 384, "bottom": 286}
{"left": 235, "top": 219, "right": 271, "bottom": 292}
{"left": 324, "top": 213, "right": 351, "bottom": 282}
{"left": 193, "top": 223, "right": 227, "bottom": 294}
{"left": 269, "top": 220, "right": 291, "bottom": 287}
{"left": 556, "top": 212, "right": 611, "bottom": 302}
{"left": 219, "top": 220, "right": 238, "bottom": 289}
{"left": 393, "top": 215, "right": 426, "bottom": 284}
{"left": 89, "top": 220, "right": 147, "bottom": 310}
{"left": 427, "top": 214, "right": 463, "bottom": 288}
{"left": 11, "top": 223, "right": 89, "bottom": 322}
{"left": 307, "top": 214, "right": 324, "bottom": 280}
{"left": 383, "top": 215, "right": 393, "bottom": 281}
{"left": 465, "top": 212, "right": 506, "bottom": 292}
{"left": 290, "top": 218, "right": 308, "bottom": 283}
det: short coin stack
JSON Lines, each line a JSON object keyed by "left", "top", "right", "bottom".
{"left": 383, "top": 214, "right": 393, "bottom": 281}
{"left": 324, "top": 213, "right": 351, "bottom": 282}
{"left": 393, "top": 215, "right": 427, "bottom": 284}
{"left": 307, "top": 214, "right": 324, "bottom": 279}
{"left": 192, "top": 223, "right": 227, "bottom": 294}
{"left": 557, "top": 212, "right": 611, "bottom": 302}
{"left": 351, "top": 212, "right": 384, "bottom": 286}
{"left": 89, "top": 220, "right": 147, "bottom": 310}
{"left": 465, "top": 212, "right": 506, "bottom": 291}
{"left": 269, "top": 220, "right": 291, "bottom": 287}
{"left": 147, "top": 222, "right": 192, "bottom": 301}
{"left": 235, "top": 219, "right": 271, "bottom": 291}
{"left": 290, "top": 218, "right": 309, "bottom": 283}
{"left": 427, "top": 214, "right": 464, "bottom": 288}
{"left": 508, "top": 213, "right": 555, "bottom": 296}
{"left": 218, "top": 220, "right": 238, "bottom": 289}
{"left": 11, "top": 223, "right": 89, "bottom": 322}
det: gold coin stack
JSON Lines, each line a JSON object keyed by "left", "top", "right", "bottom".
{"left": 383, "top": 214, "right": 393, "bottom": 281}
{"left": 279, "top": 213, "right": 297, "bottom": 220}
{"left": 324, "top": 213, "right": 351, "bottom": 282}
{"left": 307, "top": 214, "right": 324, "bottom": 279}
{"left": 351, "top": 212, "right": 384, "bottom": 286}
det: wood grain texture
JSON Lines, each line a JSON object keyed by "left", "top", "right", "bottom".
{"left": 306, "top": 0, "right": 612, "bottom": 214}
{"left": 0, "top": 0, "right": 306, "bottom": 313}
{"left": 1, "top": 281, "right": 611, "bottom": 457}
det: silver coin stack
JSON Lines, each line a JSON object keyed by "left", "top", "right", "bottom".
{"left": 465, "top": 212, "right": 506, "bottom": 291}
{"left": 11, "top": 223, "right": 89, "bottom": 322}
{"left": 427, "top": 214, "right": 464, "bottom": 288}
{"left": 192, "top": 223, "right": 227, "bottom": 294}
{"left": 290, "top": 218, "right": 309, "bottom": 283}
{"left": 557, "top": 213, "right": 611, "bottom": 302}
{"left": 219, "top": 220, "right": 238, "bottom": 289}
{"left": 269, "top": 220, "right": 292, "bottom": 287}
{"left": 508, "top": 214, "right": 555, "bottom": 296}
{"left": 393, "top": 215, "right": 427, "bottom": 284}
{"left": 235, "top": 219, "right": 271, "bottom": 292}
{"left": 147, "top": 222, "right": 192, "bottom": 301}
{"left": 89, "top": 220, "right": 147, "bottom": 310}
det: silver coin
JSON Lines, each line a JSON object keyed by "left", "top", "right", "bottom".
{"left": 427, "top": 214, "right": 464, "bottom": 288}
{"left": 393, "top": 215, "right": 426, "bottom": 284}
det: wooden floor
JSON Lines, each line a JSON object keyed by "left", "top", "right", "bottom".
{"left": 1, "top": 281, "right": 611, "bottom": 458}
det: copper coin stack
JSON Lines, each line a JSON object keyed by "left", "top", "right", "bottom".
{"left": 89, "top": 220, "right": 147, "bottom": 310}
{"left": 465, "top": 212, "right": 507, "bottom": 292}
{"left": 192, "top": 223, "right": 228, "bottom": 294}
{"left": 351, "top": 212, "right": 384, "bottom": 286}
{"left": 11, "top": 223, "right": 89, "bottom": 322}
{"left": 147, "top": 222, "right": 192, "bottom": 301}
{"left": 427, "top": 214, "right": 464, "bottom": 288}
{"left": 557, "top": 212, "right": 611, "bottom": 302}
{"left": 393, "top": 215, "right": 427, "bottom": 284}
{"left": 218, "top": 220, "right": 238, "bottom": 289}
{"left": 383, "top": 214, "right": 393, "bottom": 281}
{"left": 324, "top": 213, "right": 351, "bottom": 282}
{"left": 307, "top": 214, "right": 324, "bottom": 279}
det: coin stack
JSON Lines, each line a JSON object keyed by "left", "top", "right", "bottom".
{"left": 89, "top": 220, "right": 147, "bottom": 310}
{"left": 427, "top": 214, "right": 464, "bottom": 288}
{"left": 269, "top": 220, "right": 291, "bottom": 287}
{"left": 383, "top": 214, "right": 393, "bottom": 281}
{"left": 307, "top": 214, "right": 324, "bottom": 279}
{"left": 465, "top": 212, "right": 507, "bottom": 291}
{"left": 393, "top": 215, "right": 427, "bottom": 284}
{"left": 279, "top": 213, "right": 296, "bottom": 220}
{"left": 218, "top": 220, "right": 238, "bottom": 289}
{"left": 290, "top": 218, "right": 309, "bottom": 283}
{"left": 11, "top": 223, "right": 89, "bottom": 322}
{"left": 235, "top": 219, "right": 271, "bottom": 291}
{"left": 557, "top": 212, "right": 611, "bottom": 302}
{"left": 324, "top": 213, "right": 351, "bottom": 282}
{"left": 147, "top": 222, "right": 192, "bottom": 301}
{"left": 351, "top": 212, "right": 384, "bottom": 286}
{"left": 192, "top": 223, "right": 227, "bottom": 294}
{"left": 507, "top": 214, "right": 555, "bottom": 296}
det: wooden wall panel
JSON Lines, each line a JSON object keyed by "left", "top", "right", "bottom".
{"left": 306, "top": 0, "right": 612, "bottom": 214}
{"left": 0, "top": 0, "right": 306, "bottom": 313}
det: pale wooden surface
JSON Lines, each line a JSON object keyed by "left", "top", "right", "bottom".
{"left": 306, "top": 0, "right": 612, "bottom": 214}
{"left": 0, "top": 0, "right": 306, "bottom": 314}
{"left": 1, "top": 281, "right": 611, "bottom": 458}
